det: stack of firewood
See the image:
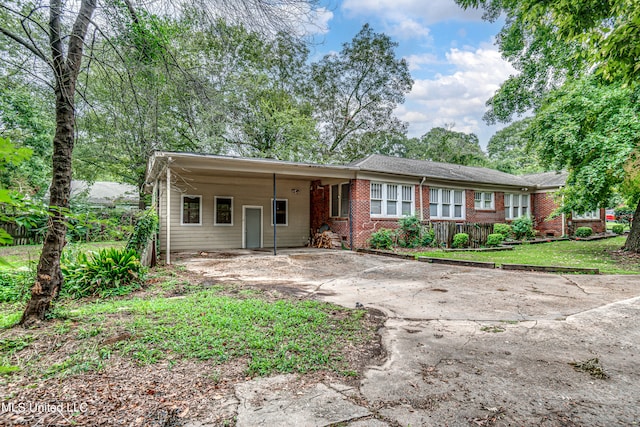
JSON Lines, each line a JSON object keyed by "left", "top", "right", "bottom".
{"left": 313, "top": 230, "right": 343, "bottom": 249}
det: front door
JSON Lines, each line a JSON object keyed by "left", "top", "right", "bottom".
{"left": 244, "top": 206, "right": 262, "bottom": 249}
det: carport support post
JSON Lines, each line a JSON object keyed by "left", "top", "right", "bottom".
{"left": 166, "top": 162, "right": 171, "bottom": 265}
{"left": 273, "top": 173, "right": 277, "bottom": 256}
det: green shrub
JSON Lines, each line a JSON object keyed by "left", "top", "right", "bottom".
{"left": 493, "top": 223, "right": 512, "bottom": 239}
{"left": 397, "top": 216, "right": 421, "bottom": 248}
{"left": 512, "top": 217, "right": 534, "bottom": 240}
{"left": 61, "top": 248, "right": 146, "bottom": 299}
{"left": 486, "top": 233, "right": 505, "bottom": 247}
{"left": 126, "top": 208, "right": 159, "bottom": 255}
{"left": 452, "top": 233, "right": 469, "bottom": 248}
{"left": 575, "top": 227, "right": 593, "bottom": 238}
{"left": 421, "top": 228, "right": 436, "bottom": 246}
{"left": 0, "top": 270, "right": 32, "bottom": 303}
{"left": 369, "top": 228, "right": 395, "bottom": 250}
{"left": 611, "top": 224, "right": 624, "bottom": 235}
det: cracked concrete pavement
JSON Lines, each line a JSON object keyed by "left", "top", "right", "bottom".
{"left": 181, "top": 249, "right": 640, "bottom": 426}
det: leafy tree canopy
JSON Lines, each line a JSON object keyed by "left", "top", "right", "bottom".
{"left": 403, "top": 126, "right": 487, "bottom": 166}
{"left": 486, "top": 118, "right": 544, "bottom": 174}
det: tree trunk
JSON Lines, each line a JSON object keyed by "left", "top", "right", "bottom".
{"left": 20, "top": 0, "right": 97, "bottom": 326}
{"left": 623, "top": 199, "right": 640, "bottom": 253}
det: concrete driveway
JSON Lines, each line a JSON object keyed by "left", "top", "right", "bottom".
{"left": 181, "top": 249, "right": 640, "bottom": 426}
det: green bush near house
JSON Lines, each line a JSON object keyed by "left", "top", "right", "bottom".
{"left": 575, "top": 227, "right": 593, "bottom": 238}
{"left": 611, "top": 224, "right": 624, "bottom": 235}
{"left": 512, "top": 217, "right": 534, "bottom": 240}
{"left": 493, "top": 223, "right": 512, "bottom": 239}
{"left": 452, "top": 233, "right": 469, "bottom": 248}
{"left": 397, "top": 216, "right": 422, "bottom": 248}
{"left": 369, "top": 228, "right": 395, "bottom": 250}
{"left": 486, "top": 233, "right": 505, "bottom": 247}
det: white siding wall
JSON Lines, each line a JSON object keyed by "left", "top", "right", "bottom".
{"left": 159, "top": 175, "right": 310, "bottom": 251}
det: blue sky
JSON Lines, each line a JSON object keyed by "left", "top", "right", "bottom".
{"left": 306, "top": 0, "right": 514, "bottom": 149}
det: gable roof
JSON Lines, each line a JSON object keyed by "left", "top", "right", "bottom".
{"left": 522, "top": 171, "right": 568, "bottom": 189}
{"left": 351, "top": 154, "right": 530, "bottom": 187}
{"left": 69, "top": 180, "right": 139, "bottom": 206}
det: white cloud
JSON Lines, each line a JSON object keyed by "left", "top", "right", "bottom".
{"left": 398, "top": 46, "right": 516, "bottom": 147}
{"left": 404, "top": 53, "right": 440, "bottom": 71}
{"left": 390, "top": 19, "right": 432, "bottom": 40}
{"left": 342, "top": 0, "right": 484, "bottom": 25}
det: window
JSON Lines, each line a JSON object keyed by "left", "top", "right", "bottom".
{"left": 214, "top": 197, "right": 233, "bottom": 225}
{"left": 331, "top": 183, "right": 350, "bottom": 217}
{"left": 181, "top": 195, "right": 201, "bottom": 225}
{"left": 272, "top": 199, "right": 288, "bottom": 226}
{"left": 504, "top": 193, "right": 530, "bottom": 219}
{"left": 429, "top": 188, "right": 465, "bottom": 220}
{"left": 573, "top": 209, "right": 600, "bottom": 220}
{"left": 474, "top": 191, "right": 494, "bottom": 210}
{"left": 370, "top": 183, "right": 383, "bottom": 215}
{"left": 370, "top": 182, "right": 414, "bottom": 217}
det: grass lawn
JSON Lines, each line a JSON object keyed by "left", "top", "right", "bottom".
{"left": 413, "top": 236, "right": 639, "bottom": 274}
{"left": 0, "top": 253, "right": 377, "bottom": 384}
{"left": 0, "top": 241, "right": 125, "bottom": 269}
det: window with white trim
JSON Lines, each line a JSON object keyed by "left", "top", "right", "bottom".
{"left": 429, "top": 188, "right": 465, "bottom": 219}
{"left": 504, "top": 193, "right": 530, "bottom": 219}
{"left": 330, "top": 183, "right": 350, "bottom": 217}
{"left": 573, "top": 209, "right": 600, "bottom": 220}
{"left": 181, "top": 195, "right": 202, "bottom": 225}
{"left": 370, "top": 182, "right": 414, "bottom": 217}
{"left": 214, "top": 196, "right": 233, "bottom": 225}
{"left": 474, "top": 191, "right": 494, "bottom": 210}
{"left": 271, "top": 199, "right": 288, "bottom": 226}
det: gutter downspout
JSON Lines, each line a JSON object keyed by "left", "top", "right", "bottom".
{"left": 561, "top": 190, "right": 566, "bottom": 237}
{"left": 419, "top": 177, "right": 426, "bottom": 221}
{"left": 166, "top": 160, "right": 171, "bottom": 265}
{"left": 273, "top": 173, "right": 277, "bottom": 256}
{"left": 349, "top": 180, "right": 353, "bottom": 250}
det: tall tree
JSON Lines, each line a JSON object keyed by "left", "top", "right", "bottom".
{"left": 404, "top": 126, "right": 487, "bottom": 166}
{"left": 0, "top": 0, "right": 321, "bottom": 324}
{"left": 310, "top": 24, "right": 413, "bottom": 162}
{"left": 457, "top": 0, "right": 640, "bottom": 252}
{"left": 0, "top": 77, "right": 54, "bottom": 195}
{"left": 486, "top": 118, "right": 543, "bottom": 174}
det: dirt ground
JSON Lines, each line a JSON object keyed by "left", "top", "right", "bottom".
{"left": 182, "top": 248, "right": 640, "bottom": 426}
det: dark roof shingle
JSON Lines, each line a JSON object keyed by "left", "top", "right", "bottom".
{"left": 351, "top": 154, "right": 530, "bottom": 187}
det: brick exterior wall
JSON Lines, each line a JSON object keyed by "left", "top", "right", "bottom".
{"left": 310, "top": 180, "right": 602, "bottom": 249}
{"left": 568, "top": 208, "right": 606, "bottom": 235}
{"left": 465, "top": 191, "right": 506, "bottom": 224}
{"left": 532, "top": 192, "right": 564, "bottom": 236}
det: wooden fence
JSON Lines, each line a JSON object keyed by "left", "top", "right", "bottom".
{"left": 1, "top": 222, "right": 43, "bottom": 246}
{"left": 431, "top": 222, "right": 494, "bottom": 248}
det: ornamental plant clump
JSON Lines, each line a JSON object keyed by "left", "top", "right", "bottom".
{"left": 369, "top": 228, "right": 395, "bottom": 250}
{"left": 452, "top": 233, "right": 469, "bottom": 248}
{"left": 575, "top": 227, "right": 593, "bottom": 238}
{"left": 486, "top": 233, "right": 505, "bottom": 247}
{"left": 511, "top": 217, "right": 534, "bottom": 240}
{"left": 493, "top": 223, "right": 512, "bottom": 239}
{"left": 61, "top": 248, "right": 146, "bottom": 299}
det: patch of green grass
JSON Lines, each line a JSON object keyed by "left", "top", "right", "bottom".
{"left": 413, "top": 236, "right": 638, "bottom": 274}
{"left": 0, "top": 365, "right": 21, "bottom": 375}
{"left": 1, "top": 288, "right": 373, "bottom": 379}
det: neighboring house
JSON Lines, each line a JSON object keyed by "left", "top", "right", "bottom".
{"left": 145, "top": 152, "right": 604, "bottom": 261}
{"left": 69, "top": 180, "right": 139, "bottom": 209}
